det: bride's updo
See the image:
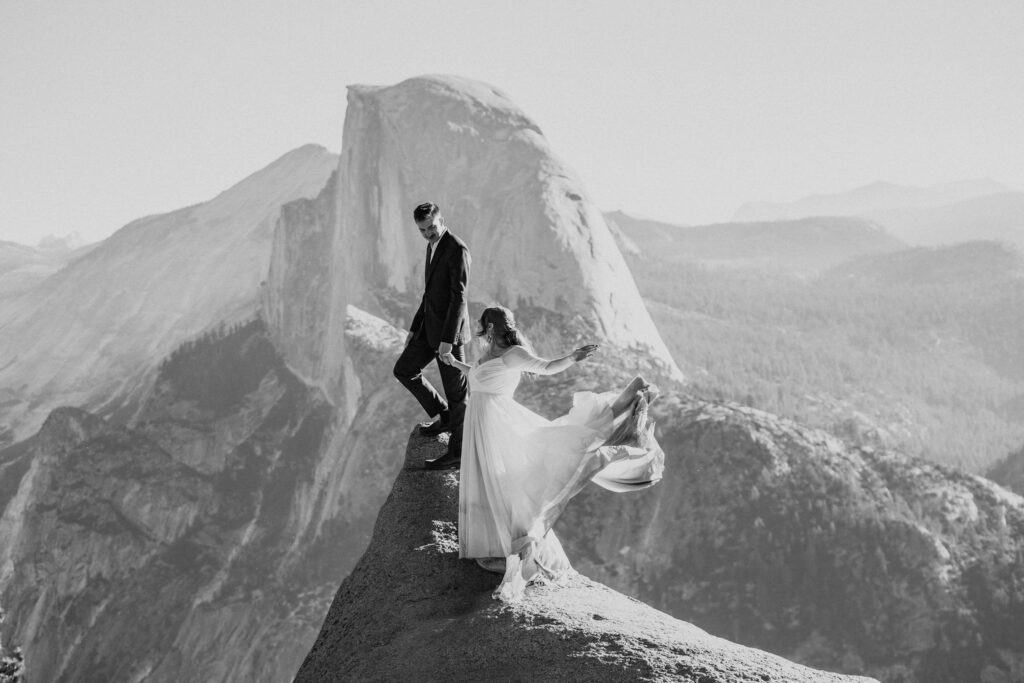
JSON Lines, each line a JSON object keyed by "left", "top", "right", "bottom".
{"left": 477, "top": 305, "right": 525, "bottom": 347}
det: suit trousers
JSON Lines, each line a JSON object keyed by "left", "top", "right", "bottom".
{"left": 393, "top": 330, "right": 467, "bottom": 455}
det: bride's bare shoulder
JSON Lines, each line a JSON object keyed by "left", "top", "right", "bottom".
{"left": 500, "top": 345, "right": 529, "bottom": 359}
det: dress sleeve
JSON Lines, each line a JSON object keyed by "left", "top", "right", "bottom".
{"left": 502, "top": 346, "right": 561, "bottom": 375}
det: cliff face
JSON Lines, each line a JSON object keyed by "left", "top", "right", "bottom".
{"left": 0, "top": 312, "right": 418, "bottom": 683}
{"left": 552, "top": 398, "right": 1024, "bottom": 683}
{"left": 296, "top": 430, "right": 876, "bottom": 683}
{"left": 0, "top": 145, "right": 337, "bottom": 446}
{"left": 262, "top": 75, "right": 681, "bottom": 406}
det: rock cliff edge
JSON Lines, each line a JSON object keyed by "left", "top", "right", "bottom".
{"left": 295, "top": 431, "right": 877, "bottom": 682}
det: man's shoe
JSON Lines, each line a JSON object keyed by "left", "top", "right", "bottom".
{"left": 424, "top": 449, "right": 461, "bottom": 470}
{"left": 419, "top": 413, "right": 452, "bottom": 436}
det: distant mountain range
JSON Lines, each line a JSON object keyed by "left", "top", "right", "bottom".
{"left": 0, "top": 238, "right": 96, "bottom": 299}
{"left": 605, "top": 210, "right": 904, "bottom": 272}
{"left": 865, "top": 191, "right": 1024, "bottom": 248}
{"left": 611, "top": 208, "right": 1024, "bottom": 471}
{"left": 0, "top": 144, "right": 338, "bottom": 446}
{"left": 732, "top": 180, "right": 1023, "bottom": 249}
{"left": 733, "top": 179, "right": 1010, "bottom": 222}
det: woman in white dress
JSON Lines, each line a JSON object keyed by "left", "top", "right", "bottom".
{"left": 440, "top": 305, "right": 664, "bottom": 602}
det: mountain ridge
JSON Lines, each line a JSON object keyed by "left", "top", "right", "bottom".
{"left": 733, "top": 179, "right": 1009, "bottom": 223}
{"left": 607, "top": 210, "right": 904, "bottom": 272}
{"left": 0, "top": 144, "right": 337, "bottom": 446}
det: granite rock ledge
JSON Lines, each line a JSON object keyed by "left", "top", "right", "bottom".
{"left": 294, "top": 430, "right": 878, "bottom": 682}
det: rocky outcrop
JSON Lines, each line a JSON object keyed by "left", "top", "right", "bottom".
{"left": 262, "top": 75, "right": 682, "bottom": 412}
{"left": 0, "top": 406, "right": 218, "bottom": 682}
{"left": 554, "top": 397, "right": 1024, "bottom": 683}
{"left": 0, "top": 145, "right": 337, "bottom": 446}
{"left": 0, "top": 609, "right": 25, "bottom": 682}
{"left": 0, "top": 311, "right": 419, "bottom": 683}
{"left": 296, "top": 430, "right": 875, "bottom": 683}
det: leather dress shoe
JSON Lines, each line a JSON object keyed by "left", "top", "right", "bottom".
{"left": 419, "top": 416, "right": 452, "bottom": 436}
{"left": 424, "top": 449, "right": 461, "bottom": 470}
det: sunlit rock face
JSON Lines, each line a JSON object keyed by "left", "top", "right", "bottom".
{"left": 261, "top": 170, "right": 357, "bottom": 417}
{"left": 267, "top": 75, "right": 681, "bottom": 391}
{"left": 0, "top": 145, "right": 337, "bottom": 446}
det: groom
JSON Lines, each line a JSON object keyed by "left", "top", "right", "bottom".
{"left": 393, "top": 202, "right": 471, "bottom": 470}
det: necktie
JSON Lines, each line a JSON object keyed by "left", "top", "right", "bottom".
{"left": 425, "top": 243, "right": 432, "bottom": 283}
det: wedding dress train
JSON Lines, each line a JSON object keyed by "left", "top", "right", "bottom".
{"left": 457, "top": 345, "right": 664, "bottom": 602}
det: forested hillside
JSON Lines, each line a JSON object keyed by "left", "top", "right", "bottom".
{"left": 619, "top": 221, "right": 1024, "bottom": 471}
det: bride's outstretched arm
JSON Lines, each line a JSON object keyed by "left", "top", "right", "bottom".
{"left": 504, "top": 344, "right": 598, "bottom": 375}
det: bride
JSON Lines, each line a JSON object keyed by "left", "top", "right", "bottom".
{"left": 439, "top": 305, "right": 664, "bottom": 602}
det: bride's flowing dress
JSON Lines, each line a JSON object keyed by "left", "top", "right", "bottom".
{"left": 458, "top": 345, "right": 665, "bottom": 602}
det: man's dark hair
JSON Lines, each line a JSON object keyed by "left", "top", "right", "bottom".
{"left": 413, "top": 202, "right": 441, "bottom": 222}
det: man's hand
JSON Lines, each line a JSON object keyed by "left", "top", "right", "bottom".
{"left": 438, "top": 341, "right": 453, "bottom": 356}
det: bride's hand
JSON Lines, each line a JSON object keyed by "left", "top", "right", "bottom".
{"left": 572, "top": 344, "right": 599, "bottom": 362}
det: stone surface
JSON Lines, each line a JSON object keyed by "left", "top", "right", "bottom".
{"left": 296, "top": 430, "right": 877, "bottom": 683}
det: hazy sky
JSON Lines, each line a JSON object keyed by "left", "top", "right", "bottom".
{"left": 2, "top": 0, "right": 1022, "bottom": 245}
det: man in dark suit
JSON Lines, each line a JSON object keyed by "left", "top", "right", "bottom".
{"left": 393, "top": 202, "right": 471, "bottom": 470}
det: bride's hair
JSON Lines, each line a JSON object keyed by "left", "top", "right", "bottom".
{"left": 477, "top": 305, "right": 527, "bottom": 348}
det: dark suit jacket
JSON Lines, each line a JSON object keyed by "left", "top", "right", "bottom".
{"left": 410, "top": 230, "right": 471, "bottom": 347}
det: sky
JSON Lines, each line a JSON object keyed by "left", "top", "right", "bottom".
{"left": 2, "top": 0, "right": 1022, "bottom": 245}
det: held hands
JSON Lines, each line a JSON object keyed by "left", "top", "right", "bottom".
{"left": 572, "top": 344, "right": 599, "bottom": 362}
{"left": 437, "top": 341, "right": 454, "bottom": 366}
